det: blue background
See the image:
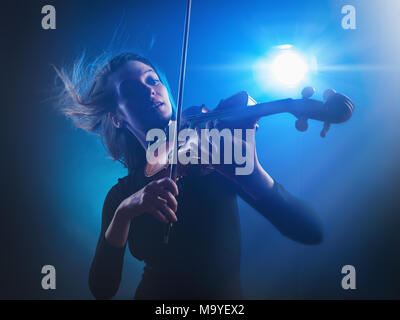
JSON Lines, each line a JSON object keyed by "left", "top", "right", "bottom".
{"left": 2, "top": 0, "right": 400, "bottom": 299}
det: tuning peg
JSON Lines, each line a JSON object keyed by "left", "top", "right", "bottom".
{"left": 323, "top": 89, "right": 336, "bottom": 101}
{"left": 295, "top": 118, "right": 308, "bottom": 132}
{"left": 301, "top": 86, "right": 315, "bottom": 99}
{"left": 320, "top": 121, "right": 330, "bottom": 138}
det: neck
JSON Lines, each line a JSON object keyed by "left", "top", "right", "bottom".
{"left": 125, "top": 121, "right": 171, "bottom": 152}
{"left": 125, "top": 124, "right": 148, "bottom": 151}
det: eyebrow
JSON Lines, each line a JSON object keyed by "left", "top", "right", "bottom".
{"left": 143, "top": 68, "right": 155, "bottom": 75}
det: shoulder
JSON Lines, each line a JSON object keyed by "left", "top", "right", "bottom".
{"left": 102, "top": 174, "right": 134, "bottom": 212}
{"left": 99, "top": 175, "right": 135, "bottom": 228}
{"left": 106, "top": 174, "right": 133, "bottom": 201}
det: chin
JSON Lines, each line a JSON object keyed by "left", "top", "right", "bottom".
{"left": 160, "top": 105, "right": 173, "bottom": 121}
{"left": 142, "top": 104, "right": 172, "bottom": 130}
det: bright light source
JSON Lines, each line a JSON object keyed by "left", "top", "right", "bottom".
{"left": 271, "top": 51, "right": 309, "bottom": 86}
{"left": 253, "top": 46, "right": 316, "bottom": 94}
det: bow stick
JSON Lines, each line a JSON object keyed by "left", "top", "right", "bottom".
{"left": 164, "top": 0, "right": 192, "bottom": 244}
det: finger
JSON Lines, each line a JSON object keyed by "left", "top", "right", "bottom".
{"left": 157, "top": 177, "right": 179, "bottom": 196}
{"left": 205, "top": 120, "right": 214, "bottom": 131}
{"left": 156, "top": 199, "right": 178, "bottom": 222}
{"left": 156, "top": 195, "right": 168, "bottom": 204}
{"left": 195, "top": 126, "right": 201, "bottom": 147}
{"left": 209, "top": 137, "right": 222, "bottom": 165}
{"left": 150, "top": 208, "right": 169, "bottom": 224}
{"left": 159, "top": 190, "right": 178, "bottom": 212}
{"left": 213, "top": 119, "right": 221, "bottom": 130}
{"left": 214, "top": 119, "right": 225, "bottom": 130}
{"left": 205, "top": 121, "right": 215, "bottom": 147}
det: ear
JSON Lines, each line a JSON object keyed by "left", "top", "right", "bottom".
{"left": 109, "top": 112, "right": 123, "bottom": 129}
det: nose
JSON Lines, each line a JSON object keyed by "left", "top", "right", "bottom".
{"left": 145, "top": 83, "right": 156, "bottom": 98}
{"left": 137, "top": 81, "right": 156, "bottom": 100}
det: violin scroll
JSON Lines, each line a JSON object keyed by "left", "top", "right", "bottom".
{"left": 294, "top": 86, "right": 355, "bottom": 137}
{"left": 323, "top": 89, "right": 354, "bottom": 124}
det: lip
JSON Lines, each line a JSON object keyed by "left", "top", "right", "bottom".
{"left": 150, "top": 101, "right": 164, "bottom": 109}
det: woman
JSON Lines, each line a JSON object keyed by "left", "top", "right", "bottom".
{"left": 56, "top": 52, "right": 323, "bottom": 299}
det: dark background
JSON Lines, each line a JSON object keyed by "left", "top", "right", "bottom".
{"left": 1, "top": 0, "right": 400, "bottom": 299}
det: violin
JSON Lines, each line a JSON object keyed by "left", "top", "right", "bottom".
{"left": 144, "top": 86, "right": 355, "bottom": 180}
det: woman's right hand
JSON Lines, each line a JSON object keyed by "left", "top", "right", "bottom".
{"left": 117, "top": 177, "right": 179, "bottom": 224}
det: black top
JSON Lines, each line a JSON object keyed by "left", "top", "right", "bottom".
{"left": 88, "top": 166, "right": 322, "bottom": 300}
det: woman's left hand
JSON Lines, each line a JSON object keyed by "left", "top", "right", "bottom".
{"left": 195, "top": 115, "right": 259, "bottom": 181}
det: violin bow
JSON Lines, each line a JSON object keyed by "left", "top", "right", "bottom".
{"left": 164, "top": 0, "right": 192, "bottom": 244}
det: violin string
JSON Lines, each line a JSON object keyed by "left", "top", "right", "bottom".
{"left": 183, "top": 98, "right": 294, "bottom": 125}
{"left": 184, "top": 106, "right": 246, "bottom": 124}
{"left": 183, "top": 98, "right": 287, "bottom": 124}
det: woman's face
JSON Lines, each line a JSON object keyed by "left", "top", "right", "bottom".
{"left": 108, "top": 60, "right": 173, "bottom": 136}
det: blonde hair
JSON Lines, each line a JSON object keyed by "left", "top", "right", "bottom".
{"left": 54, "top": 52, "right": 172, "bottom": 174}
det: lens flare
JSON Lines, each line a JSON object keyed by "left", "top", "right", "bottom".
{"left": 271, "top": 51, "right": 309, "bottom": 86}
{"left": 253, "top": 46, "right": 314, "bottom": 93}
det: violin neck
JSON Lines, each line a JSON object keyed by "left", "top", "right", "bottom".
{"left": 245, "top": 98, "right": 294, "bottom": 120}
{"left": 188, "top": 98, "right": 294, "bottom": 126}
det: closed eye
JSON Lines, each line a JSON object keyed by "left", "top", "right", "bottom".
{"left": 146, "top": 76, "right": 161, "bottom": 86}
